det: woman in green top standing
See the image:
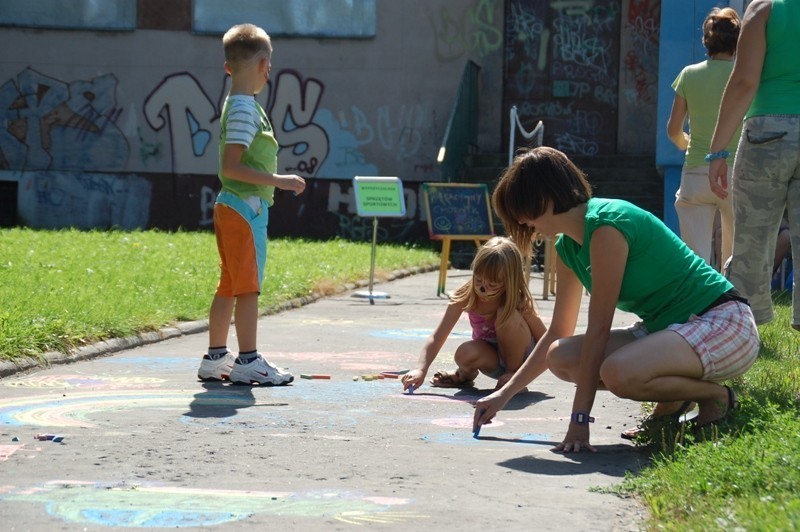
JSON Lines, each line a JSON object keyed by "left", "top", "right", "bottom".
{"left": 667, "top": 7, "right": 741, "bottom": 269}
{"left": 473, "top": 147, "right": 760, "bottom": 452}
{"left": 708, "top": 0, "right": 800, "bottom": 331}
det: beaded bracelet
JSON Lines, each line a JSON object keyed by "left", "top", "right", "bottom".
{"left": 704, "top": 150, "right": 730, "bottom": 162}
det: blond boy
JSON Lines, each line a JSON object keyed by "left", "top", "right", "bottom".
{"left": 198, "top": 23, "right": 305, "bottom": 385}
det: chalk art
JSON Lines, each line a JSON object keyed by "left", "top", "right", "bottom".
{"left": 0, "top": 390, "right": 275, "bottom": 428}
{"left": 430, "top": 416, "right": 504, "bottom": 429}
{"left": 370, "top": 329, "right": 472, "bottom": 340}
{"left": 100, "top": 357, "right": 197, "bottom": 371}
{"left": 180, "top": 407, "right": 358, "bottom": 430}
{"left": 0, "top": 481, "right": 424, "bottom": 527}
{"left": 3, "top": 374, "right": 166, "bottom": 389}
{"left": 272, "top": 350, "right": 409, "bottom": 371}
{"left": 0, "top": 444, "right": 24, "bottom": 463}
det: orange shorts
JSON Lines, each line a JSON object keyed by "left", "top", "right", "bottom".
{"left": 213, "top": 193, "right": 268, "bottom": 297}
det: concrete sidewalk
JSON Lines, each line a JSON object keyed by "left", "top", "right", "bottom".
{"left": 0, "top": 268, "right": 648, "bottom": 531}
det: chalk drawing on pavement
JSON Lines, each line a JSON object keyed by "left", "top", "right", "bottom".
{"left": 0, "top": 390, "right": 279, "bottom": 428}
{"left": 431, "top": 416, "right": 505, "bottom": 429}
{"left": 0, "top": 444, "right": 24, "bottom": 463}
{"left": 3, "top": 374, "right": 166, "bottom": 390}
{"left": 0, "top": 481, "right": 425, "bottom": 527}
{"left": 370, "top": 329, "right": 471, "bottom": 340}
{"left": 99, "top": 357, "right": 197, "bottom": 371}
{"left": 271, "top": 350, "right": 411, "bottom": 371}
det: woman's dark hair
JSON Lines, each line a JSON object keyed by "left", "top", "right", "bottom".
{"left": 492, "top": 147, "right": 592, "bottom": 258}
{"left": 703, "top": 7, "right": 741, "bottom": 56}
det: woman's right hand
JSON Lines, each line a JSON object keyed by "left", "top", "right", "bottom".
{"left": 473, "top": 388, "right": 512, "bottom": 431}
{"left": 402, "top": 369, "right": 424, "bottom": 391}
{"left": 708, "top": 158, "right": 729, "bottom": 199}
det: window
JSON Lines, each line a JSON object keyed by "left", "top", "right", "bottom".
{"left": 0, "top": 0, "right": 136, "bottom": 31}
{"left": 193, "top": 0, "right": 376, "bottom": 38}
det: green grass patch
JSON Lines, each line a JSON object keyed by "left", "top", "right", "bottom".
{"left": 617, "top": 292, "right": 800, "bottom": 530}
{"left": 0, "top": 228, "right": 438, "bottom": 362}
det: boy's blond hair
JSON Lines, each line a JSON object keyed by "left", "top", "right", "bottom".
{"left": 451, "top": 236, "right": 537, "bottom": 328}
{"left": 222, "top": 23, "right": 272, "bottom": 70}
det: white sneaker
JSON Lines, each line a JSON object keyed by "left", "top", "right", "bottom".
{"left": 229, "top": 354, "right": 294, "bottom": 386}
{"left": 197, "top": 352, "right": 235, "bottom": 381}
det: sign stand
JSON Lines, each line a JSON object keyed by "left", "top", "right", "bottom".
{"left": 351, "top": 176, "right": 406, "bottom": 305}
{"left": 421, "top": 183, "right": 495, "bottom": 297}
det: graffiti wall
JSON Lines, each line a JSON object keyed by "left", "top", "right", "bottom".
{"left": 0, "top": 0, "right": 663, "bottom": 234}
{"left": 617, "top": 0, "right": 661, "bottom": 154}
{"left": 0, "top": 0, "right": 505, "bottom": 238}
{"left": 502, "top": 0, "right": 660, "bottom": 156}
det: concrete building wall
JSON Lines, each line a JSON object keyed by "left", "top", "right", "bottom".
{"left": 0, "top": 0, "right": 505, "bottom": 237}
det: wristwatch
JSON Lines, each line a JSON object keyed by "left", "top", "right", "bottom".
{"left": 571, "top": 411, "right": 595, "bottom": 424}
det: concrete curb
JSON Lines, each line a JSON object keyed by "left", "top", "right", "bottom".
{"left": 0, "top": 263, "right": 439, "bottom": 379}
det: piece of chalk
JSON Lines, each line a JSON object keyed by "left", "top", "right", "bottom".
{"left": 52, "top": 436, "right": 64, "bottom": 443}
{"left": 300, "top": 374, "right": 313, "bottom": 379}
{"left": 310, "top": 374, "right": 330, "bottom": 379}
{"left": 407, "top": 384, "right": 415, "bottom": 394}
{"left": 11, "top": 436, "right": 19, "bottom": 442}
{"left": 474, "top": 409, "right": 485, "bottom": 438}
{"left": 35, "top": 434, "right": 56, "bottom": 441}
{"left": 379, "top": 372, "right": 399, "bottom": 379}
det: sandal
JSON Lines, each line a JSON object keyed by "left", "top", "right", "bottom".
{"left": 621, "top": 400, "right": 696, "bottom": 441}
{"left": 693, "top": 385, "right": 739, "bottom": 432}
{"left": 430, "top": 369, "right": 475, "bottom": 389}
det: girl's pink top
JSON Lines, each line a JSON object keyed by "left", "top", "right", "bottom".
{"left": 468, "top": 309, "right": 497, "bottom": 342}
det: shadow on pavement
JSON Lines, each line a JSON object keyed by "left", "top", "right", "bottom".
{"left": 184, "top": 382, "right": 287, "bottom": 418}
{"left": 497, "top": 446, "right": 645, "bottom": 477}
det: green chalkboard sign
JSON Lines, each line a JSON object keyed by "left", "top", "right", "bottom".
{"left": 421, "top": 183, "right": 495, "bottom": 240}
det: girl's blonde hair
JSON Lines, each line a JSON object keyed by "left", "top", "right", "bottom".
{"left": 451, "top": 236, "right": 537, "bottom": 327}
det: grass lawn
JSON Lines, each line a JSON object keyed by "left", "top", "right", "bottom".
{"left": 616, "top": 292, "right": 800, "bottom": 530}
{"left": 0, "top": 228, "right": 438, "bottom": 363}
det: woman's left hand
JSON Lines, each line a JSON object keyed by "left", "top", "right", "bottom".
{"left": 553, "top": 424, "right": 596, "bottom": 453}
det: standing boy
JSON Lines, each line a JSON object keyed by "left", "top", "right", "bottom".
{"left": 198, "top": 23, "right": 305, "bottom": 385}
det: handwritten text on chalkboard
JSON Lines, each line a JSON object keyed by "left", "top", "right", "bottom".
{"left": 422, "top": 183, "right": 494, "bottom": 239}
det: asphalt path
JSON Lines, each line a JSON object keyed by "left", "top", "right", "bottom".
{"left": 0, "top": 268, "right": 649, "bottom": 531}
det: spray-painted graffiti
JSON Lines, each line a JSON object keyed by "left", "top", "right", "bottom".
{"left": 506, "top": 3, "right": 549, "bottom": 72}
{"left": 615, "top": 0, "right": 660, "bottom": 153}
{"left": 0, "top": 68, "right": 129, "bottom": 171}
{"left": 623, "top": 0, "right": 659, "bottom": 105}
{"left": 264, "top": 70, "right": 329, "bottom": 176}
{"left": 503, "top": 0, "right": 621, "bottom": 154}
{"left": 143, "top": 72, "right": 222, "bottom": 175}
{"left": 17, "top": 171, "right": 151, "bottom": 229}
{"left": 429, "top": 0, "right": 503, "bottom": 62}
{"left": 0, "top": 63, "right": 438, "bottom": 235}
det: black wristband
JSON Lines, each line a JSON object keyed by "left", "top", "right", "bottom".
{"left": 571, "top": 411, "right": 595, "bottom": 424}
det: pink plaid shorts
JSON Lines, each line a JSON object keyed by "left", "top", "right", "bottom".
{"left": 667, "top": 301, "right": 760, "bottom": 382}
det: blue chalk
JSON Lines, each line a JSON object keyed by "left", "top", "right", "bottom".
{"left": 473, "top": 408, "right": 485, "bottom": 438}
{"left": 407, "top": 384, "right": 415, "bottom": 394}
